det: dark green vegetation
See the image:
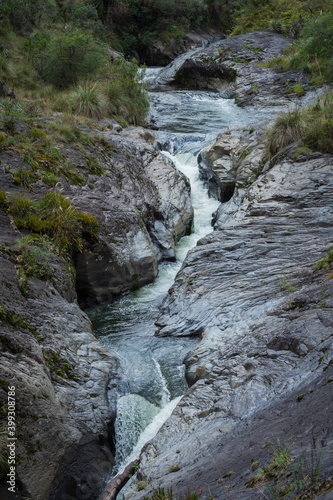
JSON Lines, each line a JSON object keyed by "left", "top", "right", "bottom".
{"left": 0, "top": 1, "right": 149, "bottom": 125}
{"left": 2, "top": 191, "right": 98, "bottom": 255}
{"left": 266, "top": 91, "right": 333, "bottom": 158}
{"left": 263, "top": 8, "right": 333, "bottom": 83}
{"left": 109, "top": 0, "right": 207, "bottom": 55}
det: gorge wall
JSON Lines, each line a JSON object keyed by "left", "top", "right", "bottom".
{"left": 124, "top": 32, "right": 333, "bottom": 500}
{"left": 0, "top": 120, "right": 193, "bottom": 499}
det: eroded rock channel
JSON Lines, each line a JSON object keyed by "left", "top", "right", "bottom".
{"left": 1, "top": 30, "right": 332, "bottom": 500}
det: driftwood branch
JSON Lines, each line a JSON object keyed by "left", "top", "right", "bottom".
{"left": 99, "top": 452, "right": 141, "bottom": 500}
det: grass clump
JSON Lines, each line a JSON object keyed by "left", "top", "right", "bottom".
{"left": 7, "top": 191, "right": 98, "bottom": 255}
{"left": 246, "top": 440, "right": 292, "bottom": 488}
{"left": 70, "top": 80, "right": 108, "bottom": 119}
{"left": 266, "top": 109, "right": 302, "bottom": 157}
{"left": 266, "top": 91, "right": 333, "bottom": 158}
{"left": 315, "top": 247, "right": 333, "bottom": 271}
{"left": 0, "top": 98, "right": 28, "bottom": 134}
{"left": 108, "top": 57, "right": 149, "bottom": 126}
{"left": 16, "top": 234, "right": 56, "bottom": 280}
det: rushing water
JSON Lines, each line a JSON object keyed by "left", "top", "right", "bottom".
{"left": 88, "top": 68, "right": 261, "bottom": 476}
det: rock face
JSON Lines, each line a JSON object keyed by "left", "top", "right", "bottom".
{"left": 0, "top": 123, "right": 193, "bottom": 309}
{"left": 126, "top": 129, "right": 333, "bottom": 497}
{"left": 69, "top": 126, "right": 193, "bottom": 308}
{"left": 155, "top": 30, "right": 310, "bottom": 105}
{"left": 140, "top": 30, "right": 223, "bottom": 66}
{"left": 0, "top": 214, "right": 119, "bottom": 500}
{"left": 0, "top": 118, "right": 193, "bottom": 499}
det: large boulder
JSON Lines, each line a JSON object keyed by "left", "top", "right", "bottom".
{"left": 140, "top": 30, "right": 223, "bottom": 66}
{"left": 155, "top": 30, "right": 310, "bottom": 108}
{"left": 0, "top": 122, "right": 193, "bottom": 309}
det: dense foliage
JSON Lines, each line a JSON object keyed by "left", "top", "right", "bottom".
{"left": 264, "top": 9, "right": 333, "bottom": 83}
{"left": 0, "top": 0, "right": 149, "bottom": 124}
{"left": 109, "top": 0, "right": 207, "bottom": 54}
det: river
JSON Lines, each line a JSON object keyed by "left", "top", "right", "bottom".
{"left": 88, "top": 68, "right": 259, "bottom": 478}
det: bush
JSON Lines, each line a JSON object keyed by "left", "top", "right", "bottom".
{"left": 62, "top": 0, "right": 107, "bottom": 39}
{"left": 70, "top": 80, "right": 108, "bottom": 118}
{"left": 35, "top": 30, "right": 106, "bottom": 88}
{"left": 0, "top": 0, "right": 58, "bottom": 34}
{"left": 108, "top": 57, "right": 149, "bottom": 125}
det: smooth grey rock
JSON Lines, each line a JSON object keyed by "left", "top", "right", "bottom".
{"left": 155, "top": 31, "right": 311, "bottom": 112}
{"left": 0, "top": 217, "right": 119, "bottom": 500}
{"left": 126, "top": 136, "right": 333, "bottom": 498}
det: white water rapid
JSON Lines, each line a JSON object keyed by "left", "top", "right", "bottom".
{"left": 88, "top": 68, "right": 261, "bottom": 481}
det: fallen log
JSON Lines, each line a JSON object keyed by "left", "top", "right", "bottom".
{"left": 99, "top": 452, "right": 141, "bottom": 500}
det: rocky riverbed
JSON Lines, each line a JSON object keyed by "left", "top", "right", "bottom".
{"left": 124, "top": 31, "right": 333, "bottom": 500}
{"left": 1, "top": 28, "right": 332, "bottom": 500}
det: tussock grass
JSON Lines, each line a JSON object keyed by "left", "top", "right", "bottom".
{"left": 70, "top": 80, "right": 108, "bottom": 119}
{"left": 266, "top": 91, "right": 333, "bottom": 158}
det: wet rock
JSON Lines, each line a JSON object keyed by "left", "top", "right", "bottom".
{"left": 174, "top": 58, "right": 236, "bottom": 90}
{"left": 155, "top": 31, "right": 311, "bottom": 109}
{"left": 127, "top": 135, "right": 333, "bottom": 498}
{"left": 0, "top": 217, "right": 119, "bottom": 500}
{"left": 67, "top": 126, "right": 193, "bottom": 308}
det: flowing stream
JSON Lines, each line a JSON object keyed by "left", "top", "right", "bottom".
{"left": 88, "top": 68, "right": 261, "bottom": 477}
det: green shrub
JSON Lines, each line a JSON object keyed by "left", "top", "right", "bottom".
{"left": 0, "top": 98, "right": 28, "bottom": 134}
{"left": 230, "top": 0, "right": 332, "bottom": 36}
{"left": 70, "top": 80, "right": 108, "bottom": 118}
{"left": 108, "top": 57, "right": 149, "bottom": 125}
{"left": 8, "top": 194, "right": 33, "bottom": 217}
{"left": 264, "top": 10, "right": 333, "bottom": 82}
{"left": 0, "top": 0, "right": 58, "bottom": 34}
{"left": 35, "top": 29, "right": 106, "bottom": 88}
{"left": 62, "top": 0, "right": 107, "bottom": 40}
{"left": 0, "top": 191, "right": 7, "bottom": 207}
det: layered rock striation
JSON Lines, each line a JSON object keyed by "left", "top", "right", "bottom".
{"left": 127, "top": 119, "right": 333, "bottom": 498}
